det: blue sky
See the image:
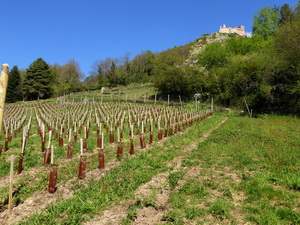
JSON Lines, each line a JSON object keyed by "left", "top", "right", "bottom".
{"left": 0, "top": 0, "right": 297, "bottom": 76}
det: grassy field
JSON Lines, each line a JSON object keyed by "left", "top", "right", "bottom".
{"left": 0, "top": 84, "right": 299, "bottom": 225}
{"left": 10, "top": 113, "right": 299, "bottom": 225}
{"left": 159, "top": 114, "right": 300, "bottom": 225}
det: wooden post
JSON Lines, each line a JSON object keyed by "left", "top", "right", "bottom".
{"left": 211, "top": 97, "right": 214, "bottom": 112}
{"left": 154, "top": 93, "right": 157, "bottom": 104}
{"left": 167, "top": 95, "right": 170, "bottom": 106}
{"left": 179, "top": 95, "right": 182, "bottom": 108}
{"left": 0, "top": 64, "right": 9, "bottom": 133}
{"left": 243, "top": 98, "right": 252, "bottom": 118}
{"left": 8, "top": 155, "right": 15, "bottom": 213}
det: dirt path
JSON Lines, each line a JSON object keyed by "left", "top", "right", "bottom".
{"left": 84, "top": 117, "right": 228, "bottom": 225}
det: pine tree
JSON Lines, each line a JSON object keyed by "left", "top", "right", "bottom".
{"left": 279, "top": 4, "right": 293, "bottom": 24}
{"left": 23, "top": 58, "right": 53, "bottom": 100}
{"left": 6, "top": 66, "right": 22, "bottom": 103}
{"left": 108, "top": 61, "right": 117, "bottom": 86}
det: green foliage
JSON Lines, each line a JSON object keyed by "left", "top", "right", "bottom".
{"left": 279, "top": 4, "right": 294, "bottom": 24}
{"left": 23, "top": 58, "right": 54, "bottom": 100}
{"left": 198, "top": 43, "right": 228, "bottom": 69}
{"left": 50, "top": 60, "right": 82, "bottom": 96}
{"left": 253, "top": 7, "right": 280, "bottom": 38}
{"left": 155, "top": 66, "right": 191, "bottom": 99}
{"left": 6, "top": 66, "right": 22, "bottom": 103}
{"left": 275, "top": 18, "right": 300, "bottom": 65}
{"left": 154, "top": 66, "right": 208, "bottom": 100}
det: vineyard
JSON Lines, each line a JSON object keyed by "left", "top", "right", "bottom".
{"left": 0, "top": 90, "right": 214, "bottom": 224}
{"left": 0, "top": 88, "right": 299, "bottom": 225}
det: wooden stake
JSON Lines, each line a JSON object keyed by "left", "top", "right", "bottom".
{"left": 8, "top": 155, "right": 15, "bottom": 213}
{"left": 51, "top": 145, "right": 54, "bottom": 165}
{"left": 101, "top": 132, "right": 104, "bottom": 149}
{"left": 80, "top": 138, "right": 84, "bottom": 155}
{"left": 68, "top": 128, "right": 72, "bottom": 143}
{"left": 179, "top": 95, "right": 182, "bottom": 107}
{"left": 47, "top": 130, "right": 52, "bottom": 149}
{"left": 131, "top": 125, "right": 134, "bottom": 139}
{"left": 0, "top": 64, "right": 9, "bottom": 134}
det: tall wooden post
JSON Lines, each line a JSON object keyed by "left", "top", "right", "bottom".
{"left": 0, "top": 64, "right": 9, "bottom": 133}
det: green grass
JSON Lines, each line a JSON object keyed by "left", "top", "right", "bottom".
{"left": 168, "top": 171, "right": 184, "bottom": 190}
{"left": 163, "top": 114, "right": 300, "bottom": 225}
{"left": 18, "top": 114, "right": 224, "bottom": 225}
{"left": 208, "top": 198, "right": 232, "bottom": 220}
{"left": 4, "top": 111, "right": 300, "bottom": 225}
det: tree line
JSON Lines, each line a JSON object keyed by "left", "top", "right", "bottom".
{"left": 6, "top": 58, "right": 82, "bottom": 102}
{"left": 83, "top": 1, "right": 300, "bottom": 114}
{"left": 6, "top": 1, "right": 300, "bottom": 115}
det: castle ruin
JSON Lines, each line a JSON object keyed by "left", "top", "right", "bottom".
{"left": 219, "top": 24, "right": 246, "bottom": 37}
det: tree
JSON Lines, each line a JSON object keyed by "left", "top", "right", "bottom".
{"left": 155, "top": 66, "right": 190, "bottom": 99}
{"left": 6, "top": 66, "right": 22, "bottom": 103}
{"left": 275, "top": 18, "right": 300, "bottom": 65}
{"left": 51, "top": 59, "right": 82, "bottom": 96}
{"left": 198, "top": 43, "right": 229, "bottom": 69}
{"left": 253, "top": 7, "right": 280, "bottom": 38}
{"left": 295, "top": 0, "right": 300, "bottom": 19}
{"left": 270, "top": 18, "right": 300, "bottom": 114}
{"left": 23, "top": 58, "right": 53, "bottom": 100}
{"left": 103, "top": 61, "right": 116, "bottom": 86}
{"left": 279, "top": 4, "right": 294, "bottom": 24}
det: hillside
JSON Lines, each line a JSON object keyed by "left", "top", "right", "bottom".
{"left": 0, "top": 88, "right": 299, "bottom": 224}
{"left": 185, "top": 33, "right": 231, "bottom": 66}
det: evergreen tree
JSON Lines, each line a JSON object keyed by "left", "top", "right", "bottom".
{"left": 6, "top": 66, "right": 22, "bottom": 103}
{"left": 279, "top": 4, "right": 293, "bottom": 24}
{"left": 23, "top": 58, "right": 53, "bottom": 100}
{"left": 108, "top": 61, "right": 117, "bottom": 86}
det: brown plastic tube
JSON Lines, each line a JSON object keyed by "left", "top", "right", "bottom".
{"left": 149, "top": 132, "right": 153, "bottom": 145}
{"left": 44, "top": 148, "right": 51, "bottom": 165}
{"left": 41, "top": 140, "right": 45, "bottom": 152}
{"left": 139, "top": 134, "right": 145, "bottom": 149}
{"left": 17, "top": 153, "right": 24, "bottom": 174}
{"left": 109, "top": 132, "right": 114, "bottom": 144}
{"left": 4, "top": 138, "right": 9, "bottom": 151}
{"left": 83, "top": 139, "right": 88, "bottom": 152}
{"left": 98, "top": 148, "right": 105, "bottom": 169}
{"left": 78, "top": 155, "right": 86, "bottom": 179}
{"left": 48, "top": 165, "right": 58, "bottom": 193}
{"left": 129, "top": 139, "right": 134, "bottom": 155}
{"left": 117, "top": 143, "right": 123, "bottom": 159}
{"left": 67, "top": 143, "right": 73, "bottom": 159}
{"left": 59, "top": 136, "right": 64, "bottom": 147}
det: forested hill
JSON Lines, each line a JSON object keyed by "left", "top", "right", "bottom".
{"left": 6, "top": 2, "right": 300, "bottom": 115}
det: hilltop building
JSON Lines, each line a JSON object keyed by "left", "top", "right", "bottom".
{"left": 219, "top": 24, "right": 246, "bottom": 37}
